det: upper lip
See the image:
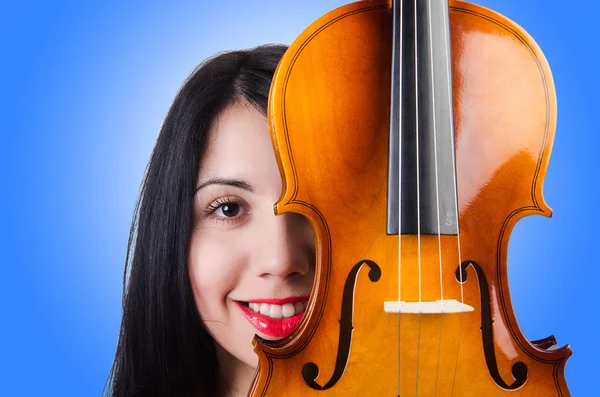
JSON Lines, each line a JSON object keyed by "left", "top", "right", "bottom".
{"left": 242, "top": 296, "right": 309, "bottom": 305}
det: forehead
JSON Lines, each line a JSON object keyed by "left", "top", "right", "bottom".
{"left": 198, "top": 101, "right": 278, "bottom": 185}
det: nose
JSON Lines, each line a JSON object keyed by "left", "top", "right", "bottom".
{"left": 252, "top": 212, "right": 314, "bottom": 279}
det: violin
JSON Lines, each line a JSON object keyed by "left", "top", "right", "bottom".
{"left": 251, "top": 0, "right": 571, "bottom": 395}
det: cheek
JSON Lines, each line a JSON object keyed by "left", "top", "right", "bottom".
{"left": 188, "top": 232, "right": 244, "bottom": 318}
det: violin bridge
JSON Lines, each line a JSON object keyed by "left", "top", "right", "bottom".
{"left": 384, "top": 299, "right": 474, "bottom": 314}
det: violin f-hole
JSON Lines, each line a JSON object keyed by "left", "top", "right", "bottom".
{"left": 302, "top": 260, "right": 381, "bottom": 390}
{"left": 455, "top": 260, "right": 528, "bottom": 390}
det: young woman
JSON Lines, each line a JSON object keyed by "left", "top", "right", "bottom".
{"left": 106, "top": 45, "right": 315, "bottom": 397}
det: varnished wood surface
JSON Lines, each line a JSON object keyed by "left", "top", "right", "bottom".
{"left": 250, "top": 1, "right": 571, "bottom": 395}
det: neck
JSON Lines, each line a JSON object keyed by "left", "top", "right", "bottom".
{"left": 217, "top": 344, "right": 256, "bottom": 397}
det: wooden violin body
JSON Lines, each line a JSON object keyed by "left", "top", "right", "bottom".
{"left": 251, "top": 1, "right": 571, "bottom": 395}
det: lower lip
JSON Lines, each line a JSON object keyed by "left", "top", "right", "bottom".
{"left": 235, "top": 301, "right": 305, "bottom": 338}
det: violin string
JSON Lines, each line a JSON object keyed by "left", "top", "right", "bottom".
{"left": 425, "top": 0, "right": 445, "bottom": 395}
{"left": 396, "top": 0, "right": 403, "bottom": 396}
{"left": 440, "top": 0, "right": 466, "bottom": 393}
{"left": 414, "top": 0, "right": 423, "bottom": 394}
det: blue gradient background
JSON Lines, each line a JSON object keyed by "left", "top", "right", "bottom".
{"left": 2, "top": 0, "right": 596, "bottom": 395}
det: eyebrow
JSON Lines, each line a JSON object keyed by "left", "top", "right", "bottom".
{"left": 193, "top": 177, "right": 255, "bottom": 195}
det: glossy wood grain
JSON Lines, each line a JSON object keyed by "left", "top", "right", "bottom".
{"left": 250, "top": 1, "right": 571, "bottom": 395}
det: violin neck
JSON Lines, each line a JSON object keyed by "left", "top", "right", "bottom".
{"left": 387, "top": 0, "right": 459, "bottom": 236}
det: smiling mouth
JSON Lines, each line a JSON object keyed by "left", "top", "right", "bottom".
{"left": 235, "top": 298, "right": 309, "bottom": 338}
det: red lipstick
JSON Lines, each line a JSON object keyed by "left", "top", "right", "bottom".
{"left": 235, "top": 300, "right": 307, "bottom": 338}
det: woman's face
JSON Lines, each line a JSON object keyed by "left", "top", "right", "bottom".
{"left": 188, "top": 101, "right": 315, "bottom": 369}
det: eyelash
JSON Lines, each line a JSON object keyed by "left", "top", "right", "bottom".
{"left": 203, "top": 195, "right": 248, "bottom": 225}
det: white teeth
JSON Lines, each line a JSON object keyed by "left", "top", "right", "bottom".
{"left": 260, "top": 303, "right": 270, "bottom": 316}
{"left": 281, "top": 303, "right": 295, "bottom": 318}
{"left": 247, "top": 301, "right": 307, "bottom": 319}
{"left": 269, "top": 305, "right": 283, "bottom": 319}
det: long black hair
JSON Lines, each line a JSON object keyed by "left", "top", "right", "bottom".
{"left": 105, "top": 44, "right": 288, "bottom": 397}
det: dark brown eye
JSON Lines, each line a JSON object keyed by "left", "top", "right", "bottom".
{"left": 218, "top": 203, "right": 240, "bottom": 218}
